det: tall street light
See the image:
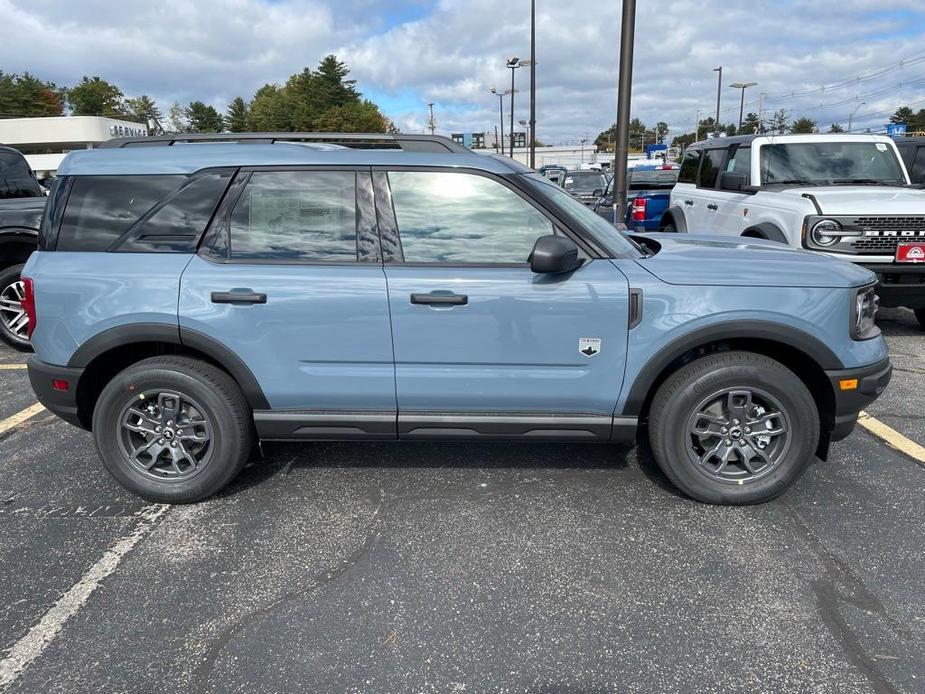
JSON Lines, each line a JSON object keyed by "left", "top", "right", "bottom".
{"left": 507, "top": 57, "right": 524, "bottom": 158}
{"left": 612, "top": 0, "right": 637, "bottom": 226}
{"left": 848, "top": 102, "right": 866, "bottom": 133}
{"left": 529, "top": 0, "right": 537, "bottom": 169}
{"left": 713, "top": 66, "right": 723, "bottom": 135}
{"left": 729, "top": 82, "right": 757, "bottom": 132}
{"left": 490, "top": 87, "right": 511, "bottom": 154}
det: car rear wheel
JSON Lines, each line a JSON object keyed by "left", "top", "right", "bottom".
{"left": 0, "top": 264, "right": 33, "bottom": 352}
{"left": 93, "top": 356, "right": 254, "bottom": 503}
{"left": 648, "top": 351, "right": 819, "bottom": 505}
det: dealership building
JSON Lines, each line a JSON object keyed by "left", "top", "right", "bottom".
{"left": 0, "top": 116, "right": 147, "bottom": 180}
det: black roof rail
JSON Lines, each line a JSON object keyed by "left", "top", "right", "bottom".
{"left": 98, "top": 132, "right": 470, "bottom": 154}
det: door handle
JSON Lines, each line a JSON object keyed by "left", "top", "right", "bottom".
{"left": 707, "top": 203, "right": 719, "bottom": 211}
{"left": 410, "top": 292, "right": 468, "bottom": 306}
{"left": 211, "top": 291, "right": 267, "bottom": 305}
{"left": 684, "top": 199, "right": 694, "bottom": 206}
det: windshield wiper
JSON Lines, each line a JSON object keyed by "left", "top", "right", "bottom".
{"left": 767, "top": 179, "right": 817, "bottom": 185}
{"left": 831, "top": 178, "right": 903, "bottom": 186}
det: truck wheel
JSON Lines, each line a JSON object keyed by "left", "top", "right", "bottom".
{"left": 914, "top": 308, "right": 925, "bottom": 330}
{"left": 92, "top": 356, "right": 254, "bottom": 504}
{"left": 0, "top": 264, "right": 33, "bottom": 352}
{"left": 648, "top": 351, "right": 819, "bottom": 505}
{"left": 661, "top": 221, "right": 677, "bottom": 232}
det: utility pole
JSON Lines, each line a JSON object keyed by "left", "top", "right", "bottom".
{"left": 529, "top": 0, "right": 537, "bottom": 169}
{"left": 713, "top": 66, "right": 722, "bottom": 135}
{"left": 427, "top": 102, "right": 436, "bottom": 136}
{"left": 758, "top": 92, "right": 766, "bottom": 133}
{"left": 612, "top": 0, "right": 636, "bottom": 226}
{"left": 695, "top": 109, "right": 701, "bottom": 142}
{"left": 848, "top": 102, "right": 866, "bottom": 133}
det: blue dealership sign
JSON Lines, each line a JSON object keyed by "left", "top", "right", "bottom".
{"left": 887, "top": 123, "right": 907, "bottom": 138}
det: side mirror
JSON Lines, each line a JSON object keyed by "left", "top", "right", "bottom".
{"left": 719, "top": 171, "right": 749, "bottom": 192}
{"left": 529, "top": 235, "right": 581, "bottom": 274}
{"left": 592, "top": 188, "right": 604, "bottom": 198}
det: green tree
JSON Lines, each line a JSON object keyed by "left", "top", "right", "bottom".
{"left": 124, "top": 95, "right": 161, "bottom": 133}
{"left": 594, "top": 123, "right": 617, "bottom": 152}
{"left": 168, "top": 102, "right": 190, "bottom": 133}
{"left": 185, "top": 101, "right": 224, "bottom": 132}
{"left": 225, "top": 97, "right": 249, "bottom": 132}
{"left": 672, "top": 132, "right": 696, "bottom": 149}
{"left": 769, "top": 109, "right": 790, "bottom": 135}
{"left": 67, "top": 76, "right": 125, "bottom": 117}
{"left": 247, "top": 84, "right": 292, "bottom": 131}
{"left": 0, "top": 70, "right": 64, "bottom": 118}
{"left": 315, "top": 99, "right": 391, "bottom": 133}
{"left": 739, "top": 112, "right": 761, "bottom": 135}
{"left": 890, "top": 106, "right": 914, "bottom": 125}
{"left": 828, "top": 122, "right": 845, "bottom": 133}
{"left": 654, "top": 121, "right": 669, "bottom": 144}
{"left": 629, "top": 118, "right": 646, "bottom": 150}
{"left": 790, "top": 116, "right": 817, "bottom": 134}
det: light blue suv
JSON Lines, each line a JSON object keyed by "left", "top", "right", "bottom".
{"left": 23, "top": 133, "right": 891, "bottom": 505}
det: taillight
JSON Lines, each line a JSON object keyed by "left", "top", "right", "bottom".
{"left": 21, "top": 277, "right": 36, "bottom": 339}
{"left": 631, "top": 198, "right": 647, "bottom": 222}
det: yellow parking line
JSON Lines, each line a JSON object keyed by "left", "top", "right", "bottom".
{"left": 858, "top": 411, "right": 925, "bottom": 465}
{"left": 0, "top": 403, "right": 46, "bottom": 436}
{"left": 0, "top": 364, "right": 27, "bottom": 370}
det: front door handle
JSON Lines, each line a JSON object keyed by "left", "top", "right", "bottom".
{"left": 410, "top": 292, "right": 468, "bottom": 306}
{"left": 707, "top": 203, "right": 719, "bottom": 211}
{"left": 684, "top": 199, "right": 694, "bottom": 206}
{"left": 211, "top": 290, "right": 267, "bottom": 305}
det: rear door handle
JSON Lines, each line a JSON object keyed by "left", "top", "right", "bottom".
{"left": 211, "top": 291, "right": 267, "bottom": 305}
{"left": 410, "top": 292, "right": 468, "bottom": 306}
{"left": 684, "top": 199, "right": 694, "bottom": 206}
{"left": 707, "top": 203, "right": 719, "bottom": 211}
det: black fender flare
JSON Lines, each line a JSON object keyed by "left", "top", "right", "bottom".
{"left": 742, "top": 223, "right": 788, "bottom": 244}
{"left": 659, "top": 206, "right": 687, "bottom": 232}
{"left": 622, "top": 320, "right": 843, "bottom": 416}
{"left": 68, "top": 322, "right": 270, "bottom": 410}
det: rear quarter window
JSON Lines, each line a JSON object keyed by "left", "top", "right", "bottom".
{"left": 678, "top": 150, "right": 700, "bottom": 184}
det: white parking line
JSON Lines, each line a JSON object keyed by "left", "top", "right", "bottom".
{"left": 0, "top": 403, "right": 46, "bottom": 436}
{"left": 0, "top": 504, "right": 169, "bottom": 688}
{"left": 0, "top": 364, "right": 27, "bottom": 370}
{"left": 858, "top": 411, "right": 925, "bottom": 466}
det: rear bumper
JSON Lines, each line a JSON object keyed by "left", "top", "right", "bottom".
{"left": 27, "top": 356, "right": 85, "bottom": 429}
{"left": 825, "top": 358, "right": 892, "bottom": 442}
{"left": 860, "top": 264, "right": 925, "bottom": 309}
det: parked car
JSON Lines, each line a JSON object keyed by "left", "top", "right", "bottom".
{"left": 661, "top": 134, "right": 925, "bottom": 327}
{"left": 594, "top": 166, "right": 680, "bottom": 230}
{"left": 539, "top": 165, "right": 567, "bottom": 186}
{"left": 0, "top": 145, "right": 45, "bottom": 350}
{"left": 896, "top": 135, "right": 925, "bottom": 184}
{"left": 563, "top": 170, "right": 610, "bottom": 206}
{"left": 26, "top": 132, "right": 890, "bottom": 506}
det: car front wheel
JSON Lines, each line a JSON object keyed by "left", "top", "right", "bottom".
{"left": 648, "top": 351, "right": 819, "bottom": 505}
{"left": 92, "top": 356, "right": 254, "bottom": 503}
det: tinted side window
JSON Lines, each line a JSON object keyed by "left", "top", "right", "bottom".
{"left": 678, "top": 150, "right": 700, "bottom": 183}
{"left": 912, "top": 148, "right": 925, "bottom": 184}
{"left": 726, "top": 147, "right": 751, "bottom": 176}
{"left": 229, "top": 171, "right": 357, "bottom": 262}
{"left": 0, "top": 150, "right": 42, "bottom": 199}
{"left": 116, "top": 172, "right": 233, "bottom": 253}
{"left": 58, "top": 175, "right": 186, "bottom": 251}
{"left": 698, "top": 149, "right": 726, "bottom": 188}
{"left": 388, "top": 171, "right": 554, "bottom": 264}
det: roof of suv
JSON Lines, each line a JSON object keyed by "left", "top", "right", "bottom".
{"left": 58, "top": 132, "right": 530, "bottom": 177}
{"left": 687, "top": 133, "right": 898, "bottom": 150}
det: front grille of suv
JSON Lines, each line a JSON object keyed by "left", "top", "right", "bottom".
{"left": 849, "top": 216, "right": 925, "bottom": 253}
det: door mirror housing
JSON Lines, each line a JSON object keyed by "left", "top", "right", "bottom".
{"left": 719, "top": 171, "right": 749, "bottom": 192}
{"left": 529, "top": 235, "right": 582, "bottom": 274}
{"left": 592, "top": 188, "right": 604, "bottom": 198}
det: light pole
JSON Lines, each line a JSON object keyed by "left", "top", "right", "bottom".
{"left": 507, "top": 57, "right": 523, "bottom": 158}
{"left": 519, "top": 119, "right": 531, "bottom": 155}
{"left": 612, "top": 0, "right": 637, "bottom": 226}
{"left": 713, "top": 66, "right": 722, "bottom": 135}
{"left": 848, "top": 102, "right": 866, "bottom": 133}
{"left": 529, "top": 0, "right": 537, "bottom": 169}
{"left": 729, "top": 82, "right": 757, "bottom": 132}
{"left": 490, "top": 87, "right": 511, "bottom": 154}
{"left": 427, "top": 102, "right": 436, "bottom": 136}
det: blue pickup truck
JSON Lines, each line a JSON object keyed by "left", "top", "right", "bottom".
{"left": 594, "top": 165, "right": 679, "bottom": 230}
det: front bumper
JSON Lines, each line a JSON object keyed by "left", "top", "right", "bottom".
{"left": 860, "top": 263, "right": 925, "bottom": 309}
{"left": 825, "top": 358, "right": 892, "bottom": 442}
{"left": 27, "top": 356, "right": 85, "bottom": 429}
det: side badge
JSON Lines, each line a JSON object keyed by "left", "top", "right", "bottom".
{"left": 579, "top": 338, "right": 602, "bottom": 357}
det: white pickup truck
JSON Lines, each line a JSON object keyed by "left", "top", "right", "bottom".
{"left": 660, "top": 134, "right": 925, "bottom": 327}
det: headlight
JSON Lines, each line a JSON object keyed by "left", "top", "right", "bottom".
{"left": 851, "top": 285, "right": 880, "bottom": 340}
{"left": 811, "top": 219, "right": 842, "bottom": 247}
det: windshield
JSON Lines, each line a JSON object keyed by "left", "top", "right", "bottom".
{"left": 522, "top": 174, "right": 641, "bottom": 257}
{"left": 760, "top": 142, "right": 907, "bottom": 185}
{"left": 563, "top": 171, "right": 608, "bottom": 193}
{"left": 0, "top": 150, "right": 42, "bottom": 199}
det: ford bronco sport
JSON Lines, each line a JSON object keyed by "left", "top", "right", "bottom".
{"left": 24, "top": 133, "right": 891, "bottom": 505}
{"left": 661, "top": 134, "right": 925, "bottom": 326}
{"left": 0, "top": 145, "right": 45, "bottom": 350}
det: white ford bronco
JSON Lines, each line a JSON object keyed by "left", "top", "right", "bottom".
{"left": 661, "top": 134, "right": 925, "bottom": 327}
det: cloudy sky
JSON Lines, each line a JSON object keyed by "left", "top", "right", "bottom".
{"left": 2, "top": 0, "right": 924, "bottom": 143}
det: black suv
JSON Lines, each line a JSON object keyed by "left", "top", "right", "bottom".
{"left": 0, "top": 145, "right": 45, "bottom": 350}
{"left": 897, "top": 136, "right": 925, "bottom": 184}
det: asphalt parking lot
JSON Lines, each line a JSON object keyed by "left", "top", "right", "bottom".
{"left": 0, "top": 311, "right": 923, "bottom": 693}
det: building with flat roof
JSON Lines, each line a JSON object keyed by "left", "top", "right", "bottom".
{"left": 0, "top": 116, "right": 148, "bottom": 179}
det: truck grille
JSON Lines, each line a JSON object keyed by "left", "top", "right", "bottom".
{"left": 849, "top": 216, "right": 925, "bottom": 254}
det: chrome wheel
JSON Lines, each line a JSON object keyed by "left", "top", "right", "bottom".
{"left": 686, "top": 387, "right": 791, "bottom": 484}
{"left": 118, "top": 391, "right": 214, "bottom": 481}
{"left": 0, "top": 280, "right": 28, "bottom": 340}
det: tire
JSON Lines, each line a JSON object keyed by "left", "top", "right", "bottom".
{"left": 648, "top": 351, "right": 819, "bottom": 505}
{"left": 92, "top": 356, "right": 254, "bottom": 504}
{"left": 661, "top": 221, "right": 677, "bottom": 232}
{"left": 0, "top": 264, "right": 33, "bottom": 352}
{"left": 914, "top": 308, "right": 925, "bottom": 330}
